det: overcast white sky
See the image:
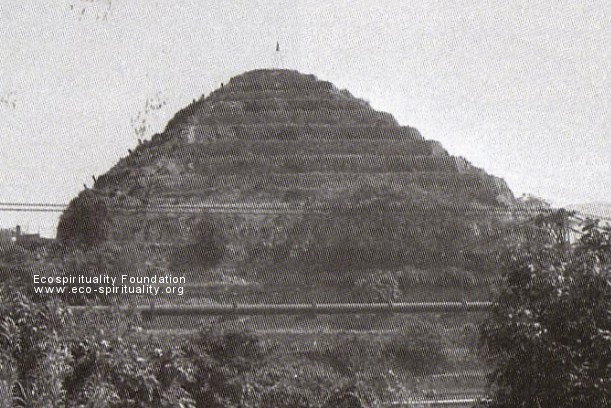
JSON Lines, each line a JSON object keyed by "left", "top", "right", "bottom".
{"left": 0, "top": 1, "right": 609, "bottom": 237}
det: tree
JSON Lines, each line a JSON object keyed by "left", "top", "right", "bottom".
{"left": 57, "top": 191, "right": 109, "bottom": 247}
{"left": 479, "top": 216, "right": 611, "bottom": 407}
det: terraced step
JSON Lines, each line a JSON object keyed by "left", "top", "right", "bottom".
{"left": 188, "top": 108, "right": 397, "bottom": 126}
{"left": 105, "top": 140, "right": 447, "bottom": 178}
{"left": 96, "top": 139, "right": 447, "bottom": 189}
{"left": 181, "top": 155, "right": 470, "bottom": 174}
{"left": 199, "top": 98, "right": 370, "bottom": 114}
{"left": 149, "top": 172, "right": 508, "bottom": 198}
{"left": 207, "top": 88, "right": 355, "bottom": 102}
{"left": 173, "top": 124, "right": 423, "bottom": 142}
{"left": 172, "top": 139, "right": 447, "bottom": 156}
{"left": 101, "top": 209, "right": 517, "bottom": 260}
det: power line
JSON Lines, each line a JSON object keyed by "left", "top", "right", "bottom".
{"left": 0, "top": 208, "right": 64, "bottom": 213}
{"left": 0, "top": 202, "right": 66, "bottom": 207}
{"left": 2, "top": 202, "right": 607, "bottom": 227}
{"left": 0, "top": 201, "right": 558, "bottom": 215}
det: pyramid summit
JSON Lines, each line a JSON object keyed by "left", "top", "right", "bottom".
{"left": 58, "top": 69, "right": 520, "bottom": 290}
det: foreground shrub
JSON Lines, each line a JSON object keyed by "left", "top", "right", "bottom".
{"left": 63, "top": 336, "right": 195, "bottom": 407}
{"left": 0, "top": 284, "right": 70, "bottom": 407}
{"left": 181, "top": 329, "right": 266, "bottom": 408}
{"left": 479, "top": 218, "right": 611, "bottom": 407}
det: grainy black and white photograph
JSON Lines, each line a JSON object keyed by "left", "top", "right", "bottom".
{"left": 1, "top": 1, "right": 609, "bottom": 407}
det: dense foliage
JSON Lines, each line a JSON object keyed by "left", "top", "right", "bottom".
{"left": 0, "top": 284, "right": 70, "bottom": 407}
{"left": 170, "top": 220, "right": 226, "bottom": 272}
{"left": 480, "top": 217, "right": 611, "bottom": 407}
{"left": 0, "top": 243, "right": 386, "bottom": 407}
{"left": 57, "top": 190, "right": 110, "bottom": 247}
{"left": 0, "top": 299, "right": 380, "bottom": 408}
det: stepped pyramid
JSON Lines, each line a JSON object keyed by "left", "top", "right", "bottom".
{"left": 59, "top": 69, "right": 522, "bottom": 301}
{"left": 57, "top": 69, "right": 534, "bottom": 398}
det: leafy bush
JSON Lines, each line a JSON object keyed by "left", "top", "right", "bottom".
{"left": 57, "top": 190, "right": 109, "bottom": 247}
{"left": 63, "top": 336, "right": 196, "bottom": 408}
{"left": 180, "top": 329, "right": 265, "bottom": 408}
{"left": 479, "top": 218, "right": 611, "bottom": 407}
{"left": 171, "top": 220, "right": 225, "bottom": 272}
{"left": 0, "top": 284, "right": 398, "bottom": 408}
{"left": 0, "top": 284, "right": 70, "bottom": 407}
{"left": 1, "top": 279, "right": 195, "bottom": 408}
{"left": 353, "top": 271, "right": 401, "bottom": 302}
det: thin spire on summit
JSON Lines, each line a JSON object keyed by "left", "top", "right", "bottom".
{"left": 273, "top": 41, "right": 284, "bottom": 69}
